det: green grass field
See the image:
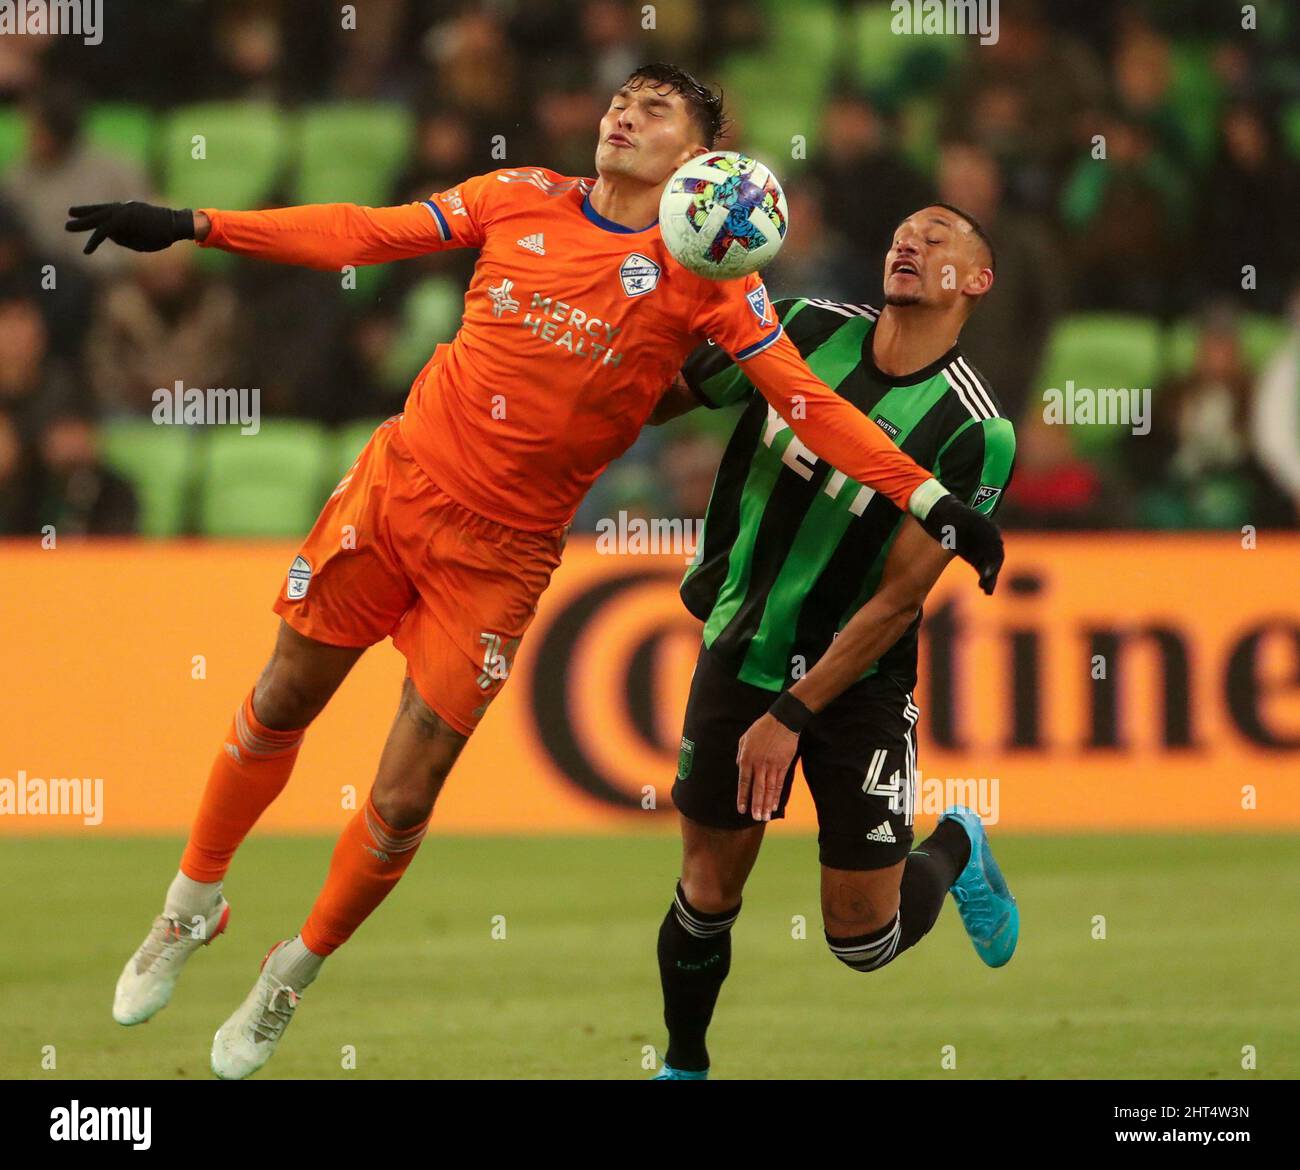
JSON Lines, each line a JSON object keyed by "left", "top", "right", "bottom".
{"left": 1, "top": 833, "right": 1296, "bottom": 1080}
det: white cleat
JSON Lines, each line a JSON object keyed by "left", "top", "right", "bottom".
{"left": 113, "top": 899, "right": 231, "bottom": 1025}
{"left": 210, "top": 941, "right": 303, "bottom": 1080}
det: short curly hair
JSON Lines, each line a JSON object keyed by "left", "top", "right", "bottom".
{"left": 622, "top": 63, "right": 729, "bottom": 149}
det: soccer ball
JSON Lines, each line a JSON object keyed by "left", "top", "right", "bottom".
{"left": 658, "top": 151, "right": 788, "bottom": 280}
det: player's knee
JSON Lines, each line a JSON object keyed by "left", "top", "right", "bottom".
{"left": 825, "top": 913, "right": 902, "bottom": 973}
{"left": 254, "top": 670, "right": 327, "bottom": 730}
{"left": 680, "top": 875, "right": 744, "bottom": 916}
{"left": 372, "top": 785, "right": 437, "bottom": 830}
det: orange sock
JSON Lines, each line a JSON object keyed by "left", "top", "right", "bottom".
{"left": 299, "top": 796, "right": 429, "bottom": 956}
{"left": 179, "top": 691, "right": 305, "bottom": 883}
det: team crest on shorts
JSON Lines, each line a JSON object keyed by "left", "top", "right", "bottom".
{"left": 677, "top": 737, "right": 695, "bottom": 780}
{"left": 286, "top": 555, "right": 312, "bottom": 600}
{"left": 619, "top": 253, "right": 660, "bottom": 297}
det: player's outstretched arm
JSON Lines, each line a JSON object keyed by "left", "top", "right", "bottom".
{"left": 738, "top": 519, "right": 952, "bottom": 820}
{"left": 66, "top": 200, "right": 456, "bottom": 270}
{"left": 742, "top": 335, "right": 1003, "bottom": 593}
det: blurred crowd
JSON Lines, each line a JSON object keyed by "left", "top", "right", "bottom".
{"left": 1, "top": 0, "right": 1299, "bottom": 535}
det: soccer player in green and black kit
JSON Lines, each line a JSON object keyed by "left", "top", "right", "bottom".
{"left": 647, "top": 204, "right": 1020, "bottom": 1079}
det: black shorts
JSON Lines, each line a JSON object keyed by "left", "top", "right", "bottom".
{"left": 671, "top": 645, "right": 918, "bottom": 870}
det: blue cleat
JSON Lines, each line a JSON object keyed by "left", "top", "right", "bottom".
{"left": 939, "top": 805, "right": 1019, "bottom": 968}
{"left": 651, "top": 1063, "right": 709, "bottom": 1081}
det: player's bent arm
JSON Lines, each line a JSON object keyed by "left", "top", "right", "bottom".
{"left": 789, "top": 518, "right": 953, "bottom": 715}
{"left": 737, "top": 520, "right": 953, "bottom": 820}
{"left": 742, "top": 336, "right": 1005, "bottom": 593}
{"left": 742, "top": 336, "right": 935, "bottom": 513}
{"left": 646, "top": 372, "right": 703, "bottom": 426}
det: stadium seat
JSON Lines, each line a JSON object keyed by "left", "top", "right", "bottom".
{"left": 386, "top": 275, "right": 466, "bottom": 383}
{"left": 761, "top": 0, "right": 840, "bottom": 72}
{"left": 1282, "top": 102, "right": 1300, "bottom": 160}
{"left": 333, "top": 418, "right": 385, "bottom": 479}
{"left": 0, "top": 104, "right": 25, "bottom": 172}
{"left": 294, "top": 103, "right": 414, "bottom": 208}
{"left": 1164, "top": 314, "right": 1291, "bottom": 374}
{"left": 84, "top": 103, "right": 155, "bottom": 169}
{"left": 848, "top": 2, "right": 967, "bottom": 98}
{"left": 1167, "top": 44, "right": 1223, "bottom": 169}
{"left": 159, "top": 101, "right": 290, "bottom": 213}
{"left": 898, "top": 94, "right": 942, "bottom": 174}
{"left": 198, "top": 421, "right": 331, "bottom": 538}
{"left": 99, "top": 419, "right": 197, "bottom": 537}
{"left": 719, "top": 53, "right": 822, "bottom": 166}
{"left": 1035, "top": 314, "right": 1163, "bottom": 460}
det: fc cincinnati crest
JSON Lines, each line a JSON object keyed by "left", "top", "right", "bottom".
{"left": 286, "top": 555, "right": 312, "bottom": 600}
{"left": 619, "top": 253, "right": 660, "bottom": 297}
{"left": 746, "top": 283, "right": 773, "bottom": 325}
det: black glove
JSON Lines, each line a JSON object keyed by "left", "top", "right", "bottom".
{"left": 919, "top": 493, "right": 1004, "bottom": 595}
{"left": 65, "top": 201, "right": 195, "bottom": 255}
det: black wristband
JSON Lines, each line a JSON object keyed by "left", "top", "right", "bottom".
{"left": 171, "top": 208, "right": 197, "bottom": 241}
{"left": 769, "top": 690, "right": 813, "bottom": 733}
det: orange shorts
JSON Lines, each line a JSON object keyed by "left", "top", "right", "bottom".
{"left": 272, "top": 416, "right": 567, "bottom": 736}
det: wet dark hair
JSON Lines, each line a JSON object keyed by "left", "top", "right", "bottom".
{"left": 929, "top": 201, "right": 996, "bottom": 272}
{"left": 622, "top": 63, "right": 729, "bottom": 148}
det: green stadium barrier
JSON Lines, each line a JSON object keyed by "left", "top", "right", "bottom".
{"left": 198, "top": 420, "right": 331, "bottom": 538}
{"left": 99, "top": 419, "right": 196, "bottom": 537}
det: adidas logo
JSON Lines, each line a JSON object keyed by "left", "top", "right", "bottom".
{"left": 516, "top": 232, "right": 545, "bottom": 255}
{"left": 865, "top": 820, "right": 896, "bottom": 844}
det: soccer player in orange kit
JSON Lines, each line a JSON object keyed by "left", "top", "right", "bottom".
{"left": 66, "top": 64, "right": 1003, "bottom": 1078}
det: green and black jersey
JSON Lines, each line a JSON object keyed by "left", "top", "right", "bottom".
{"left": 681, "top": 296, "right": 1016, "bottom": 693}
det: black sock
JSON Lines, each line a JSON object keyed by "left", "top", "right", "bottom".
{"left": 898, "top": 818, "right": 971, "bottom": 950}
{"left": 657, "top": 882, "right": 740, "bottom": 1072}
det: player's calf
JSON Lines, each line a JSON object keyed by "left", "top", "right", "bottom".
{"left": 822, "top": 817, "right": 973, "bottom": 974}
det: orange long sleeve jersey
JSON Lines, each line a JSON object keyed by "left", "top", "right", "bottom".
{"left": 201, "top": 168, "right": 936, "bottom": 532}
